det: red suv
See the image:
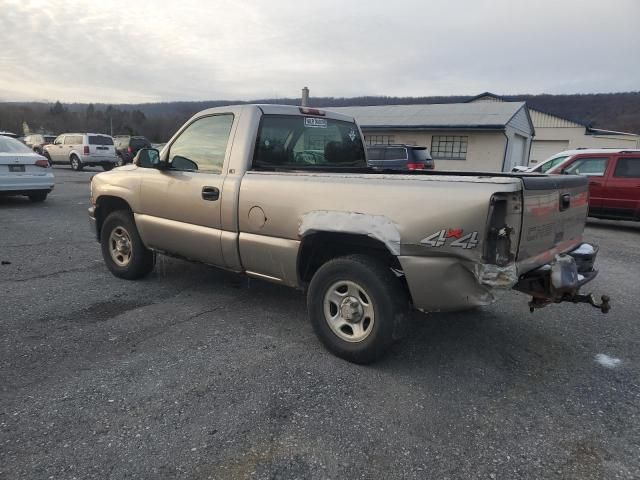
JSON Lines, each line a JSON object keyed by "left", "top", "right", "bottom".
{"left": 549, "top": 150, "right": 640, "bottom": 221}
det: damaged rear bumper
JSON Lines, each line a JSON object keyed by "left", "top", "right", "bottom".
{"left": 513, "top": 242, "right": 609, "bottom": 313}
{"left": 399, "top": 242, "right": 608, "bottom": 314}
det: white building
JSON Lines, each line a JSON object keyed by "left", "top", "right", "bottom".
{"left": 330, "top": 102, "right": 534, "bottom": 172}
{"left": 467, "top": 92, "right": 640, "bottom": 164}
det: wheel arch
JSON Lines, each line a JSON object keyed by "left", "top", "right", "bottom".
{"left": 296, "top": 231, "right": 412, "bottom": 303}
{"left": 95, "top": 195, "right": 133, "bottom": 241}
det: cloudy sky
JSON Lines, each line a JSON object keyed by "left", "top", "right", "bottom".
{"left": 1, "top": 0, "right": 639, "bottom": 103}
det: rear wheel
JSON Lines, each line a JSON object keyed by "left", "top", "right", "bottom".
{"left": 28, "top": 191, "right": 48, "bottom": 202}
{"left": 100, "top": 210, "right": 155, "bottom": 279}
{"left": 307, "top": 254, "right": 408, "bottom": 364}
{"left": 102, "top": 163, "right": 114, "bottom": 171}
{"left": 70, "top": 155, "right": 83, "bottom": 171}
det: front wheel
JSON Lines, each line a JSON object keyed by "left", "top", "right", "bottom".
{"left": 307, "top": 254, "right": 408, "bottom": 364}
{"left": 70, "top": 155, "right": 83, "bottom": 171}
{"left": 100, "top": 210, "right": 155, "bottom": 280}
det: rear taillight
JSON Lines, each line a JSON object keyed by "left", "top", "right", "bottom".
{"left": 83, "top": 145, "right": 90, "bottom": 155}
{"left": 483, "top": 194, "right": 515, "bottom": 266}
{"left": 407, "top": 163, "right": 425, "bottom": 170}
{"left": 128, "top": 146, "right": 132, "bottom": 153}
{"left": 35, "top": 160, "right": 49, "bottom": 168}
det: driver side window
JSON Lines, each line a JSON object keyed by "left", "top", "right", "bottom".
{"left": 168, "top": 114, "right": 234, "bottom": 173}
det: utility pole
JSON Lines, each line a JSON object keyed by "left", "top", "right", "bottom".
{"left": 110, "top": 116, "right": 113, "bottom": 136}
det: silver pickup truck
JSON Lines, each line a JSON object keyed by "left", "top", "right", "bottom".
{"left": 89, "top": 104, "right": 608, "bottom": 363}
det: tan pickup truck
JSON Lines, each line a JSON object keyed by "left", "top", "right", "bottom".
{"left": 89, "top": 104, "right": 608, "bottom": 363}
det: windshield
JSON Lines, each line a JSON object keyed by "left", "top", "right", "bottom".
{"left": 0, "top": 136, "right": 34, "bottom": 153}
{"left": 89, "top": 135, "right": 114, "bottom": 146}
{"left": 538, "top": 155, "right": 568, "bottom": 173}
{"left": 253, "top": 115, "right": 366, "bottom": 169}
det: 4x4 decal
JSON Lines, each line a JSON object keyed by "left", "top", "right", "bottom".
{"left": 421, "top": 229, "right": 479, "bottom": 249}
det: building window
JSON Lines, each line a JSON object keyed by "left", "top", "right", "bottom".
{"left": 431, "top": 135, "right": 468, "bottom": 160}
{"left": 365, "top": 135, "right": 395, "bottom": 146}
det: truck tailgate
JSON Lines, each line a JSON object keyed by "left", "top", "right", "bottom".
{"left": 517, "top": 175, "right": 589, "bottom": 270}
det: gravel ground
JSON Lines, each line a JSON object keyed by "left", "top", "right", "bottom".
{"left": 1, "top": 167, "right": 639, "bottom": 479}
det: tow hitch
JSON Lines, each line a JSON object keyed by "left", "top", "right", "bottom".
{"left": 515, "top": 243, "right": 610, "bottom": 315}
{"left": 528, "top": 293, "right": 611, "bottom": 314}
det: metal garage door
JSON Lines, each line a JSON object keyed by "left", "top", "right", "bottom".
{"left": 505, "top": 134, "right": 527, "bottom": 172}
{"left": 530, "top": 140, "right": 569, "bottom": 165}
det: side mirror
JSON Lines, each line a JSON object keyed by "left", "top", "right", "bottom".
{"left": 135, "top": 148, "right": 161, "bottom": 168}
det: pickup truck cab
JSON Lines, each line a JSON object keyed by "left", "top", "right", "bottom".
{"left": 89, "top": 105, "right": 607, "bottom": 363}
{"left": 548, "top": 150, "right": 640, "bottom": 221}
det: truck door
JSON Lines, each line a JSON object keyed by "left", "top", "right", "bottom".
{"left": 135, "top": 114, "right": 235, "bottom": 267}
{"left": 602, "top": 155, "right": 640, "bottom": 219}
{"left": 562, "top": 156, "right": 609, "bottom": 212}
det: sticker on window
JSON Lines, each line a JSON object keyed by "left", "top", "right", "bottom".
{"left": 304, "top": 117, "right": 327, "bottom": 128}
{"left": 348, "top": 129, "right": 357, "bottom": 142}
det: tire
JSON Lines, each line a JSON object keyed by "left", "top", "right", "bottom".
{"left": 307, "top": 254, "right": 408, "bottom": 364}
{"left": 116, "top": 155, "right": 125, "bottom": 167}
{"left": 28, "top": 191, "right": 48, "bottom": 202}
{"left": 102, "top": 163, "right": 114, "bottom": 171}
{"left": 100, "top": 210, "right": 155, "bottom": 280}
{"left": 70, "top": 155, "right": 83, "bottom": 171}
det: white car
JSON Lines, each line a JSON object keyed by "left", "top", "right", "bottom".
{"left": 43, "top": 133, "right": 118, "bottom": 171}
{"left": 0, "top": 135, "right": 54, "bottom": 202}
{"left": 514, "top": 148, "right": 640, "bottom": 174}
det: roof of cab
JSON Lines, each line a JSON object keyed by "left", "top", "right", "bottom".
{"left": 192, "top": 104, "right": 357, "bottom": 123}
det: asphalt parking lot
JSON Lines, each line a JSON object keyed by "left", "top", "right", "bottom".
{"left": 1, "top": 167, "right": 639, "bottom": 480}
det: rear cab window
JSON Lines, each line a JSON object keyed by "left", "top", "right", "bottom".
{"left": 253, "top": 115, "right": 366, "bottom": 169}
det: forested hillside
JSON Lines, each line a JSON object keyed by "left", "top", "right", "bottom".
{"left": 1, "top": 92, "right": 638, "bottom": 142}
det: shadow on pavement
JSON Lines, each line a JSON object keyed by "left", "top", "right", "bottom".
{"left": 587, "top": 218, "right": 640, "bottom": 233}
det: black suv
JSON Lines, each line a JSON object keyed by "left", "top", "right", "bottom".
{"left": 114, "top": 135, "right": 152, "bottom": 166}
{"left": 367, "top": 144, "right": 435, "bottom": 171}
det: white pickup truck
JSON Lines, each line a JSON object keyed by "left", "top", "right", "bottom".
{"left": 89, "top": 104, "right": 608, "bottom": 363}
